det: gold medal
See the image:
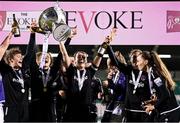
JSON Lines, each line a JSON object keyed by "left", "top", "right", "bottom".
{"left": 43, "top": 87, "right": 47, "bottom": 92}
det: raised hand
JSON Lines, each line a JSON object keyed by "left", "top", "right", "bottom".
{"left": 0, "top": 32, "right": 13, "bottom": 61}
{"left": 27, "top": 20, "right": 38, "bottom": 33}
{"left": 27, "top": 20, "right": 46, "bottom": 34}
{"left": 104, "top": 28, "right": 117, "bottom": 44}
{"left": 69, "top": 26, "right": 77, "bottom": 39}
{"left": 109, "top": 27, "right": 117, "bottom": 42}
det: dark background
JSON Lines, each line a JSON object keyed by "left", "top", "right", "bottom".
{"left": 9, "top": 44, "right": 180, "bottom": 71}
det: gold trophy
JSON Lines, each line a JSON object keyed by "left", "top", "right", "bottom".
{"left": 29, "top": 4, "right": 71, "bottom": 41}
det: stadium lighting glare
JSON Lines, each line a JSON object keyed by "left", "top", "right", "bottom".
{"left": 51, "top": 53, "right": 171, "bottom": 59}
{"left": 103, "top": 54, "right": 171, "bottom": 59}
{"left": 159, "top": 54, "right": 171, "bottom": 58}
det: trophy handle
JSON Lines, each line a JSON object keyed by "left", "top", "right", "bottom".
{"left": 54, "top": 5, "right": 66, "bottom": 24}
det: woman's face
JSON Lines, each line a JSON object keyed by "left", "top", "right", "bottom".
{"left": 130, "top": 51, "right": 141, "bottom": 69}
{"left": 10, "top": 53, "right": 23, "bottom": 69}
{"left": 136, "top": 54, "right": 148, "bottom": 70}
{"left": 75, "top": 52, "right": 87, "bottom": 64}
{"left": 36, "top": 53, "right": 52, "bottom": 70}
{"left": 44, "top": 53, "right": 51, "bottom": 69}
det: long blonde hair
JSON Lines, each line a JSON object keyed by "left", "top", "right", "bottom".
{"left": 151, "top": 51, "right": 176, "bottom": 90}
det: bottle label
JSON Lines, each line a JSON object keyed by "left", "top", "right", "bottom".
{"left": 98, "top": 47, "right": 106, "bottom": 55}
{"left": 14, "top": 28, "right": 20, "bottom": 37}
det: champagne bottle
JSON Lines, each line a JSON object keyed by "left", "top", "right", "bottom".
{"left": 97, "top": 42, "right": 108, "bottom": 57}
{"left": 12, "top": 14, "right": 20, "bottom": 37}
{"left": 27, "top": 26, "right": 46, "bottom": 34}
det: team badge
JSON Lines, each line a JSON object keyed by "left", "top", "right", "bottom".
{"left": 154, "top": 77, "right": 163, "bottom": 87}
{"left": 140, "top": 75, "right": 146, "bottom": 81}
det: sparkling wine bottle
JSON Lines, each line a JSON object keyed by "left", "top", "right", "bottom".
{"left": 12, "top": 14, "right": 20, "bottom": 37}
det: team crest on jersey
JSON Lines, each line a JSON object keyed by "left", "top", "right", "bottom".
{"left": 140, "top": 75, "right": 146, "bottom": 81}
{"left": 138, "top": 82, "right": 144, "bottom": 88}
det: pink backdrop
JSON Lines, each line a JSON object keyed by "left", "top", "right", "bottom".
{"left": 1, "top": 1, "right": 180, "bottom": 45}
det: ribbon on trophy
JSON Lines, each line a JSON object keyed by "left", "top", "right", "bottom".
{"left": 39, "top": 32, "right": 50, "bottom": 70}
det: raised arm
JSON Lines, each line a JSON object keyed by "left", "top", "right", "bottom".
{"left": 64, "top": 26, "right": 77, "bottom": 46}
{"left": 0, "top": 32, "right": 13, "bottom": 61}
{"left": 58, "top": 27, "right": 77, "bottom": 69}
{"left": 23, "top": 21, "right": 38, "bottom": 64}
{"left": 23, "top": 33, "right": 36, "bottom": 63}
{"left": 50, "top": 37, "right": 72, "bottom": 78}
{"left": 93, "top": 28, "right": 117, "bottom": 68}
{"left": 106, "top": 45, "right": 131, "bottom": 74}
{"left": 59, "top": 41, "right": 71, "bottom": 68}
{"left": 92, "top": 52, "right": 103, "bottom": 68}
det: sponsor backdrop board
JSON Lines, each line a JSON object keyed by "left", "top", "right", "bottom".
{"left": 1, "top": 1, "right": 180, "bottom": 45}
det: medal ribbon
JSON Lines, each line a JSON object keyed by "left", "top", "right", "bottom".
{"left": 42, "top": 69, "right": 50, "bottom": 88}
{"left": 14, "top": 70, "right": 24, "bottom": 88}
{"left": 77, "top": 69, "right": 86, "bottom": 90}
{"left": 131, "top": 71, "right": 142, "bottom": 94}
{"left": 148, "top": 67, "right": 154, "bottom": 95}
{"left": 113, "top": 70, "right": 120, "bottom": 84}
